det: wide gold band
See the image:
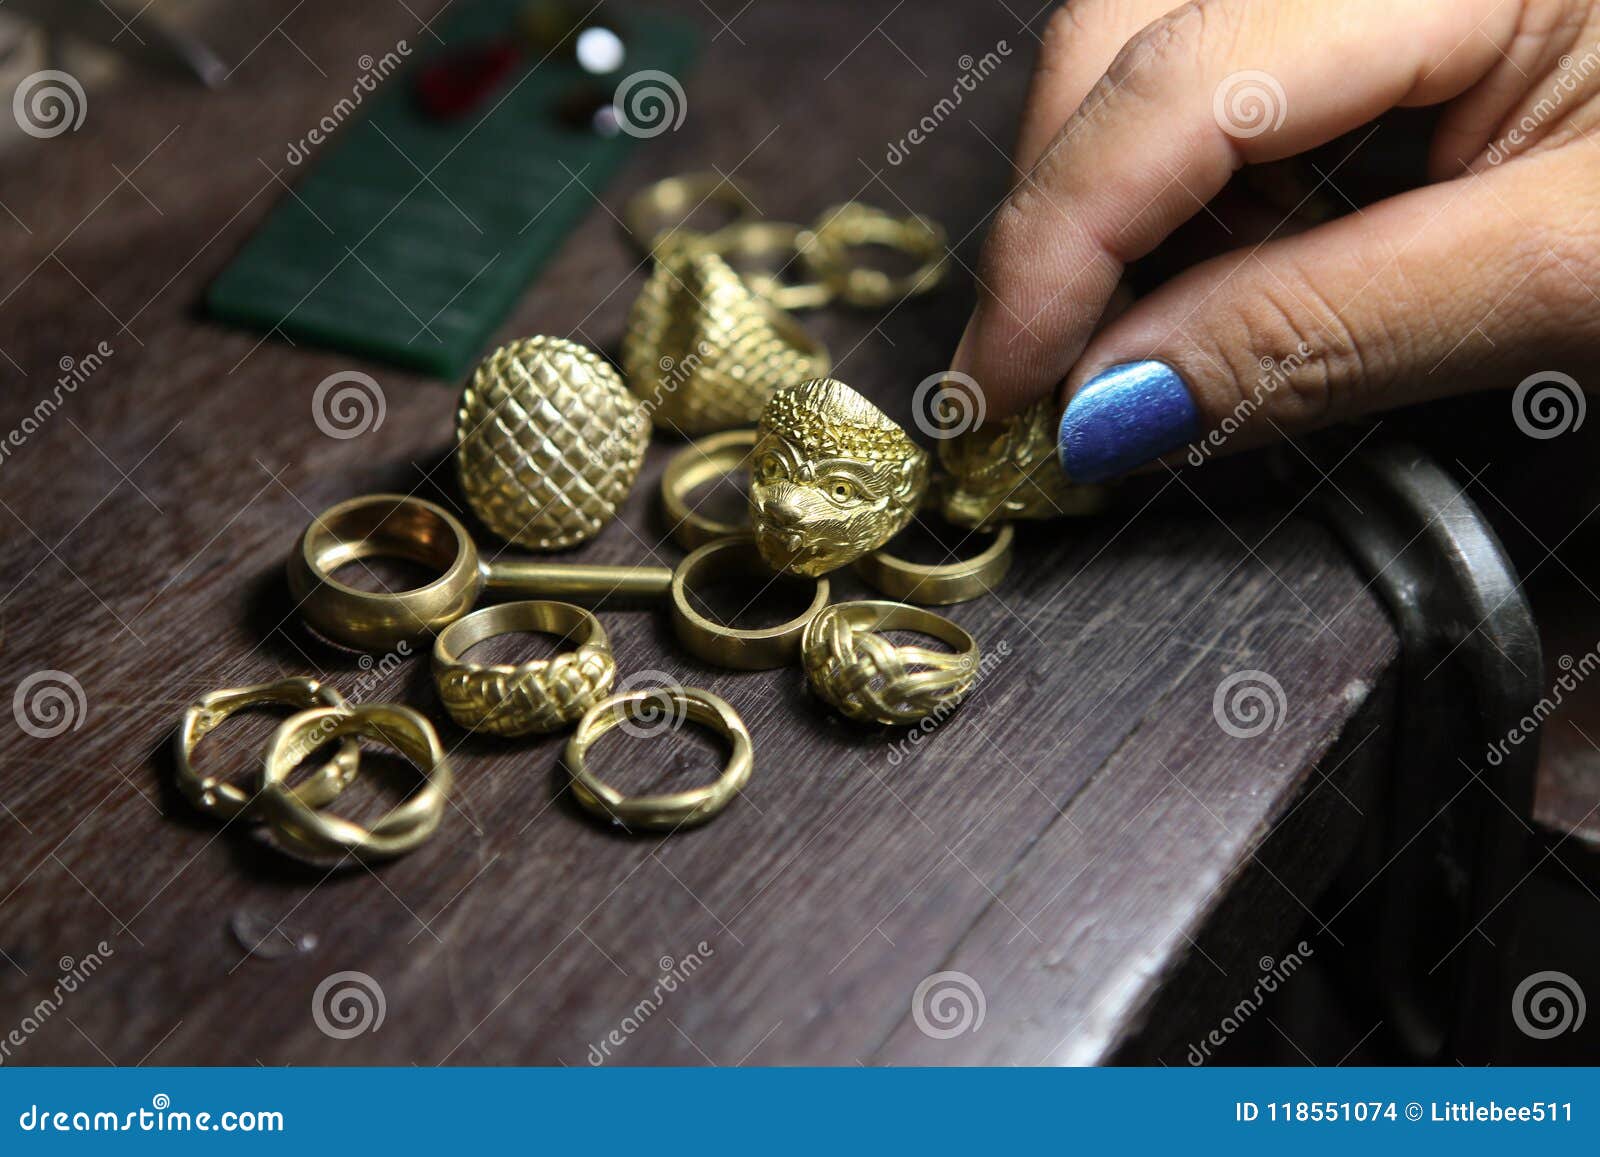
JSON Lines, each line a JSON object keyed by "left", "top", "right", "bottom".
{"left": 287, "top": 493, "right": 483, "bottom": 652}
{"left": 623, "top": 172, "right": 759, "bottom": 256}
{"left": 564, "top": 687, "right": 753, "bottom": 830}
{"left": 433, "top": 600, "right": 616, "bottom": 737}
{"left": 854, "top": 522, "right": 1015, "bottom": 606}
{"left": 801, "top": 600, "right": 980, "bottom": 725}
{"left": 660, "top": 428, "right": 756, "bottom": 551}
{"left": 258, "top": 703, "right": 453, "bottom": 864}
{"left": 669, "top": 536, "right": 831, "bottom": 670}
{"left": 174, "top": 677, "right": 359, "bottom": 820}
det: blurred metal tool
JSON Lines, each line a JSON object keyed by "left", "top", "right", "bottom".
{"left": 9, "top": 0, "right": 229, "bottom": 88}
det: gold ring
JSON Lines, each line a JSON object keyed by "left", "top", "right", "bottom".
{"left": 854, "top": 522, "right": 1014, "bottom": 606}
{"left": 287, "top": 493, "right": 484, "bottom": 652}
{"left": 257, "top": 703, "right": 453, "bottom": 864}
{"left": 801, "top": 202, "right": 948, "bottom": 308}
{"left": 669, "top": 536, "right": 830, "bottom": 669}
{"left": 696, "top": 221, "right": 833, "bottom": 311}
{"left": 660, "top": 429, "right": 756, "bottom": 550}
{"left": 433, "top": 601, "right": 616, "bottom": 737}
{"left": 801, "top": 600, "right": 980, "bottom": 725}
{"left": 174, "top": 677, "right": 360, "bottom": 821}
{"left": 623, "top": 172, "right": 759, "bottom": 257}
{"left": 564, "top": 687, "right": 753, "bottom": 830}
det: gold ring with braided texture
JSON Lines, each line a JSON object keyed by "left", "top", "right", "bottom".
{"left": 801, "top": 600, "right": 979, "bottom": 725}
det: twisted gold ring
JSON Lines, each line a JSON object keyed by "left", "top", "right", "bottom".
{"left": 564, "top": 687, "right": 753, "bottom": 830}
{"left": 660, "top": 428, "right": 756, "bottom": 551}
{"left": 258, "top": 703, "right": 453, "bottom": 864}
{"left": 801, "top": 600, "right": 980, "bottom": 725}
{"left": 623, "top": 172, "right": 759, "bottom": 256}
{"left": 669, "top": 536, "right": 831, "bottom": 669}
{"left": 854, "top": 522, "right": 1015, "bottom": 606}
{"left": 433, "top": 601, "right": 616, "bottom": 737}
{"left": 802, "top": 202, "right": 948, "bottom": 308}
{"left": 174, "top": 677, "right": 360, "bottom": 821}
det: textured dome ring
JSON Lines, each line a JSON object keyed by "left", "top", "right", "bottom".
{"left": 800, "top": 600, "right": 980, "bottom": 726}
{"left": 433, "top": 601, "right": 616, "bottom": 737}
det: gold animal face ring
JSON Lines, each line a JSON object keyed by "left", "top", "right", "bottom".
{"left": 288, "top": 494, "right": 672, "bottom": 651}
{"left": 801, "top": 601, "right": 980, "bottom": 726}
{"left": 174, "top": 677, "right": 360, "bottom": 821}
{"left": 258, "top": 703, "right": 453, "bottom": 864}
{"left": 564, "top": 687, "right": 753, "bottom": 830}
{"left": 433, "top": 601, "right": 616, "bottom": 737}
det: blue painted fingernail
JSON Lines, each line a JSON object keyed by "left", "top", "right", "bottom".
{"left": 1057, "top": 361, "right": 1201, "bottom": 483}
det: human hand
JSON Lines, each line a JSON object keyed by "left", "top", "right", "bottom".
{"left": 953, "top": 0, "right": 1600, "bottom": 481}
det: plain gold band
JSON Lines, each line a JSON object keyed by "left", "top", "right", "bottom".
{"left": 854, "top": 522, "right": 1014, "bottom": 606}
{"left": 258, "top": 703, "right": 453, "bottom": 864}
{"left": 564, "top": 687, "right": 753, "bottom": 830}
{"left": 660, "top": 429, "right": 757, "bottom": 551}
{"left": 623, "top": 172, "right": 759, "bottom": 256}
{"left": 669, "top": 536, "right": 831, "bottom": 670}
{"left": 432, "top": 600, "right": 615, "bottom": 737}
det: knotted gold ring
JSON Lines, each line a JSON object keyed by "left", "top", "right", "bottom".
{"left": 433, "top": 601, "right": 616, "bottom": 737}
{"left": 258, "top": 703, "right": 453, "bottom": 864}
{"left": 174, "top": 677, "right": 360, "bottom": 820}
{"left": 564, "top": 687, "right": 753, "bottom": 830}
{"left": 801, "top": 601, "right": 980, "bottom": 725}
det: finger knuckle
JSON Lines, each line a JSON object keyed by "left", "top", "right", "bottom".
{"left": 1104, "top": 1, "right": 1233, "bottom": 98}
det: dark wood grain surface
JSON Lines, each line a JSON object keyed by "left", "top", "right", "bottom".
{"left": 0, "top": 0, "right": 1395, "bottom": 1064}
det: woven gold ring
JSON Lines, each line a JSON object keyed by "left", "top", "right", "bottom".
{"left": 854, "top": 523, "right": 1015, "bottom": 606}
{"left": 660, "top": 428, "right": 756, "bottom": 551}
{"left": 801, "top": 600, "right": 980, "bottom": 725}
{"left": 258, "top": 703, "right": 452, "bottom": 864}
{"left": 564, "top": 687, "right": 753, "bottom": 830}
{"left": 669, "top": 536, "right": 831, "bottom": 670}
{"left": 433, "top": 601, "right": 616, "bottom": 737}
{"left": 802, "top": 202, "right": 948, "bottom": 308}
{"left": 174, "top": 677, "right": 360, "bottom": 821}
{"left": 623, "top": 172, "right": 759, "bottom": 257}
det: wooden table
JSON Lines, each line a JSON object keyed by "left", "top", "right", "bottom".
{"left": 0, "top": 0, "right": 1397, "bottom": 1064}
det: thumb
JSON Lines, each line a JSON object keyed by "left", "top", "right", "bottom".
{"left": 1056, "top": 151, "right": 1600, "bottom": 483}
